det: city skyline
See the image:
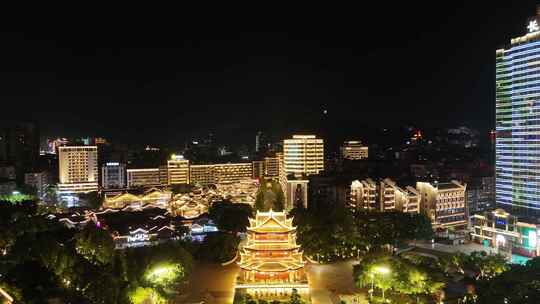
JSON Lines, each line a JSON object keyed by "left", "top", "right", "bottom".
{"left": 1, "top": 2, "right": 538, "bottom": 145}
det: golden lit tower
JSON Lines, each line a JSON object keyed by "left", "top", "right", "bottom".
{"left": 236, "top": 210, "right": 309, "bottom": 300}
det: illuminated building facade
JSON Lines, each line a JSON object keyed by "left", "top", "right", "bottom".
{"left": 189, "top": 163, "right": 253, "bottom": 185}
{"left": 264, "top": 156, "right": 280, "bottom": 177}
{"left": 350, "top": 179, "right": 377, "bottom": 210}
{"left": 416, "top": 180, "right": 467, "bottom": 231}
{"left": 379, "top": 178, "right": 420, "bottom": 213}
{"left": 167, "top": 155, "right": 190, "bottom": 185}
{"left": 127, "top": 168, "right": 162, "bottom": 188}
{"left": 283, "top": 135, "right": 324, "bottom": 177}
{"left": 471, "top": 209, "right": 540, "bottom": 257}
{"left": 57, "top": 146, "right": 99, "bottom": 195}
{"left": 102, "top": 162, "right": 126, "bottom": 189}
{"left": 237, "top": 210, "right": 308, "bottom": 300}
{"left": 340, "top": 140, "right": 368, "bottom": 160}
{"left": 252, "top": 160, "right": 265, "bottom": 179}
{"left": 496, "top": 7, "right": 540, "bottom": 212}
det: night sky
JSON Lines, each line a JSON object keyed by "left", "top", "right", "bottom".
{"left": 1, "top": 2, "right": 538, "bottom": 145}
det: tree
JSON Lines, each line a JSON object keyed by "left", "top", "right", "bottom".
{"left": 254, "top": 179, "right": 285, "bottom": 211}
{"left": 474, "top": 257, "right": 540, "bottom": 304}
{"left": 79, "top": 191, "right": 102, "bottom": 209}
{"left": 197, "top": 232, "right": 240, "bottom": 263}
{"left": 75, "top": 224, "right": 115, "bottom": 266}
{"left": 209, "top": 201, "right": 253, "bottom": 233}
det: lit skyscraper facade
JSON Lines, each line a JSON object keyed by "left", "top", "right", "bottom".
{"left": 496, "top": 7, "right": 540, "bottom": 211}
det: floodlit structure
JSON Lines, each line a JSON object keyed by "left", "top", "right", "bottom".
{"left": 236, "top": 210, "right": 309, "bottom": 300}
{"left": 167, "top": 155, "right": 190, "bottom": 185}
{"left": 283, "top": 135, "right": 324, "bottom": 177}
{"left": 57, "top": 146, "right": 99, "bottom": 195}
{"left": 340, "top": 140, "right": 368, "bottom": 160}
{"left": 416, "top": 180, "right": 467, "bottom": 231}
{"left": 496, "top": 7, "right": 540, "bottom": 212}
{"left": 103, "top": 188, "right": 172, "bottom": 209}
{"left": 350, "top": 179, "right": 377, "bottom": 210}
{"left": 471, "top": 209, "right": 540, "bottom": 258}
{"left": 189, "top": 163, "right": 253, "bottom": 185}
{"left": 127, "top": 168, "right": 163, "bottom": 188}
{"left": 379, "top": 178, "right": 420, "bottom": 213}
{"left": 264, "top": 156, "right": 280, "bottom": 177}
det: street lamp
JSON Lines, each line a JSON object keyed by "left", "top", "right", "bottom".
{"left": 371, "top": 266, "right": 390, "bottom": 302}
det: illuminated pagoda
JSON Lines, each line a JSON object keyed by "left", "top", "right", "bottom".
{"left": 236, "top": 210, "right": 309, "bottom": 300}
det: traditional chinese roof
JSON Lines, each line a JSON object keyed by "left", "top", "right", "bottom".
{"left": 247, "top": 210, "right": 295, "bottom": 233}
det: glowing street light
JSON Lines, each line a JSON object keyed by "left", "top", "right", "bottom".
{"left": 370, "top": 266, "right": 391, "bottom": 301}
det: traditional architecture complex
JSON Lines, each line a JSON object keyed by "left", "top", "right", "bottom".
{"left": 237, "top": 210, "right": 309, "bottom": 300}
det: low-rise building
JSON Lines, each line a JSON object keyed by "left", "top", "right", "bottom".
{"left": 350, "top": 179, "right": 377, "bottom": 210}
{"left": 416, "top": 180, "right": 467, "bottom": 231}
{"left": 470, "top": 209, "right": 539, "bottom": 258}
{"left": 341, "top": 141, "right": 369, "bottom": 160}
{"left": 189, "top": 163, "right": 253, "bottom": 185}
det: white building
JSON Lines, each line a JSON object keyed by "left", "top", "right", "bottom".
{"left": 416, "top": 180, "right": 467, "bottom": 231}
{"left": 57, "top": 146, "right": 98, "bottom": 195}
{"left": 350, "top": 179, "right": 377, "bottom": 210}
{"left": 380, "top": 178, "right": 420, "bottom": 213}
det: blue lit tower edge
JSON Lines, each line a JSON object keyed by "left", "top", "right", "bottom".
{"left": 495, "top": 7, "right": 540, "bottom": 214}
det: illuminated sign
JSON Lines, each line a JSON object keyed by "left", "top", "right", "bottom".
{"left": 106, "top": 162, "right": 119, "bottom": 166}
{"left": 128, "top": 233, "right": 149, "bottom": 243}
{"left": 528, "top": 20, "right": 539, "bottom": 33}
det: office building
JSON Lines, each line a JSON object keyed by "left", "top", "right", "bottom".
{"left": 127, "top": 168, "right": 162, "bottom": 188}
{"left": 471, "top": 209, "right": 539, "bottom": 258}
{"left": 255, "top": 131, "right": 269, "bottom": 153}
{"left": 167, "top": 155, "right": 190, "bottom": 185}
{"left": 24, "top": 171, "right": 50, "bottom": 199}
{"left": 283, "top": 135, "right": 324, "bottom": 177}
{"left": 189, "top": 163, "right": 253, "bottom": 185}
{"left": 102, "top": 162, "right": 126, "bottom": 189}
{"left": 496, "top": 7, "right": 540, "bottom": 212}
{"left": 252, "top": 160, "right": 264, "bottom": 179}
{"left": 466, "top": 176, "right": 495, "bottom": 215}
{"left": 416, "top": 180, "right": 467, "bottom": 231}
{"left": 264, "top": 156, "right": 280, "bottom": 177}
{"left": 57, "top": 146, "right": 99, "bottom": 195}
{"left": 340, "top": 141, "right": 368, "bottom": 160}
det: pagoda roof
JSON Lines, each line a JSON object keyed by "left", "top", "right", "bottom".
{"left": 247, "top": 209, "right": 296, "bottom": 233}
{"left": 238, "top": 259, "right": 305, "bottom": 272}
{"left": 243, "top": 243, "right": 301, "bottom": 251}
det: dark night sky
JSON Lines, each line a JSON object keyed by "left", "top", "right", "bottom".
{"left": 1, "top": 2, "right": 538, "bottom": 146}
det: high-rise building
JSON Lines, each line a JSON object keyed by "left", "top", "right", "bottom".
{"left": 24, "top": 171, "right": 50, "bottom": 199}
{"left": 189, "top": 163, "right": 253, "bottom": 185}
{"left": 496, "top": 7, "right": 540, "bottom": 213}
{"left": 252, "top": 160, "right": 264, "bottom": 179}
{"left": 167, "top": 154, "right": 190, "bottom": 185}
{"left": 340, "top": 141, "right": 368, "bottom": 160}
{"left": 57, "top": 146, "right": 99, "bottom": 195}
{"left": 416, "top": 180, "right": 467, "bottom": 231}
{"left": 264, "top": 156, "right": 280, "bottom": 177}
{"left": 283, "top": 135, "right": 324, "bottom": 177}
{"left": 126, "top": 168, "right": 163, "bottom": 188}
{"left": 101, "top": 162, "right": 126, "bottom": 189}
